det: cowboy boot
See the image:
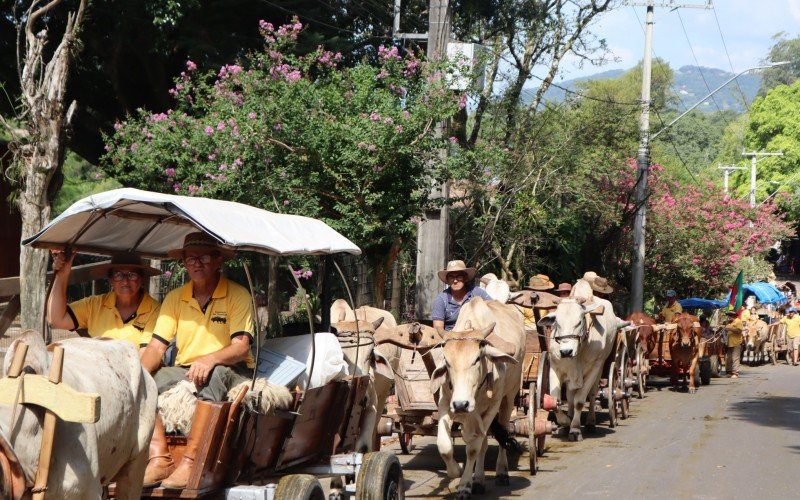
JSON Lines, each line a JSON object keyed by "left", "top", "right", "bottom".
{"left": 143, "top": 413, "right": 175, "bottom": 487}
{"left": 160, "top": 399, "right": 215, "bottom": 489}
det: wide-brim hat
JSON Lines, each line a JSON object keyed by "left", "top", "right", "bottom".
{"left": 665, "top": 290, "right": 677, "bottom": 298}
{"left": 525, "top": 274, "right": 555, "bottom": 291}
{"left": 582, "top": 271, "right": 598, "bottom": 282}
{"left": 167, "top": 231, "right": 236, "bottom": 261}
{"left": 555, "top": 282, "right": 572, "bottom": 293}
{"left": 90, "top": 253, "right": 162, "bottom": 280}
{"left": 591, "top": 276, "right": 614, "bottom": 295}
{"left": 437, "top": 260, "right": 477, "bottom": 283}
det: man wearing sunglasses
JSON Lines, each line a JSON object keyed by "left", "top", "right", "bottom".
{"left": 139, "top": 231, "right": 254, "bottom": 489}
{"left": 432, "top": 260, "right": 492, "bottom": 332}
{"left": 48, "top": 252, "right": 162, "bottom": 352}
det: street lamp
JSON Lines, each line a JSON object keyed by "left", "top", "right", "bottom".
{"left": 628, "top": 60, "right": 790, "bottom": 314}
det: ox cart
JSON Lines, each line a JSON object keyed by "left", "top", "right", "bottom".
{"left": 18, "top": 188, "right": 403, "bottom": 499}
{"left": 765, "top": 322, "right": 787, "bottom": 365}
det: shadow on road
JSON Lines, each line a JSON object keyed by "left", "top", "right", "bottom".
{"left": 728, "top": 395, "right": 800, "bottom": 433}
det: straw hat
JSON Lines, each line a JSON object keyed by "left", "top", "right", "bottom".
{"left": 582, "top": 271, "right": 598, "bottom": 282}
{"left": 590, "top": 276, "right": 614, "bottom": 295}
{"left": 525, "top": 274, "right": 555, "bottom": 291}
{"left": 555, "top": 282, "right": 572, "bottom": 293}
{"left": 90, "top": 253, "right": 162, "bottom": 280}
{"left": 167, "top": 231, "right": 236, "bottom": 260}
{"left": 437, "top": 260, "right": 477, "bottom": 283}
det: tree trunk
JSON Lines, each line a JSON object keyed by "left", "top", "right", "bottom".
{"left": 390, "top": 259, "right": 401, "bottom": 319}
{"left": 10, "top": 0, "right": 88, "bottom": 330}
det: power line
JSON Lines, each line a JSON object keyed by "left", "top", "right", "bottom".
{"left": 710, "top": 5, "right": 750, "bottom": 111}
{"left": 516, "top": 64, "right": 642, "bottom": 107}
{"left": 675, "top": 9, "right": 730, "bottom": 124}
{"left": 652, "top": 106, "right": 700, "bottom": 185}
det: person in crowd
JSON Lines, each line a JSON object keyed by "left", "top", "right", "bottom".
{"left": 48, "top": 251, "right": 162, "bottom": 351}
{"left": 658, "top": 290, "right": 683, "bottom": 323}
{"left": 432, "top": 260, "right": 492, "bottom": 332}
{"left": 780, "top": 307, "right": 800, "bottom": 366}
{"left": 140, "top": 232, "right": 254, "bottom": 488}
{"left": 554, "top": 282, "right": 572, "bottom": 298}
{"left": 725, "top": 310, "right": 744, "bottom": 378}
{"left": 525, "top": 274, "right": 555, "bottom": 294}
{"left": 590, "top": 276, "right": 614, "bottom": 301}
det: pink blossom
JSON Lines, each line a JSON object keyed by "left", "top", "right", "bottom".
{"left": 395, "top": 125, "right": 404, "bottom": 133}
{"left": 114, "top": 122, "right": 122, "bottom": 131}
{"left": 448, "top": 136, "right": 458, "bottom": 144}
{"left": 164, "top": 270, "right": 173, "bottom": 278}
{"left": 233, "top": 158, "right": 243, "bottom": 167}
{"left": 248, "top": 112, "right": 257, "bottom": 120}
{"left": 285, "top": 70, "right": 302, "bottom": 82}
{"left": 258, "top": 20, "right": 274, "bottom": 31}
{"left": 165, "top": 168, "right": 176, "bottom": 177}
{"left": 130, "top": 143, "right": 138, "bottom": 152}
{"left": 458, "top": 94, "right": 467, "bottom": 109}
{"left": 216, "top": 121, "right": 226, "bottom": 131}
{"left": 283, "top": 199, "right": 290, "bottom": 205}
{"left": 208, "top": 153, "right": 217, "bottom": 161}
{"left": 173, "top": 182, "right": 182, "bottom": 192}
{"left": 186, "top": 60, "right": 198, "bottom": 72}
{"left": 369, "top": 111, "right": 381, "bottom": 122}
{"left": 219, "top": 164, "right": 227, "bottom": 171}
{"left": 187, "top": 185, "right": 200, "bottom": 196}
{"left": 204, "top": 125, "right": 214, "bottom": 136}
{"left": 274, "top": 123, "right": 282, "bottom": 131}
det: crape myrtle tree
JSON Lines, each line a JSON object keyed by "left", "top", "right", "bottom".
{"left": 102, "top": 20, "right": 464, "bottom": 307}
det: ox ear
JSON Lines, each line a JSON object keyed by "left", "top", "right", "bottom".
{"left": 692, "top": 321, "right": 701, "bottom": 329}
{"left": 537, "top": 313, "right": 556, "bottom": 329}
{"left": 584, "top": 303, "right": 605, "bottom": 316}
{"left": 483, "top": 345, "right": 518, "bottom": 365}
{"left": 430, "top": 364, "right": 448, "bottom": 395}
{"left": 370, "top": 352, "right": 393, "bottom": 381}
{"left": 371, "top": 317, "right": 385, "bottom": 331}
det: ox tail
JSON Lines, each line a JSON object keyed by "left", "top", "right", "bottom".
{"left": 490, "top": 418, "right": 522, "bottom": 454}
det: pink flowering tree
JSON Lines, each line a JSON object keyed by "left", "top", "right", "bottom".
{"left": 102, "top": 19, "right": 464, "bottom": 304}
{"left": 594, "top": 161, "right": 791, "bottom": 301}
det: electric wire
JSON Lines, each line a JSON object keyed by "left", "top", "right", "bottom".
{"left": 710, "top": 5, "right": 750, "bottom": 111}
{"left": 652, "top": 106, "right": 700, "bottom": 185}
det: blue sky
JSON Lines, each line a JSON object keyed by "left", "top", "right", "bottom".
{"left": 553, "top": 0, "right": 800, "bottom": 81}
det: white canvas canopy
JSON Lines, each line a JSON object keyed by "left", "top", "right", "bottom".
{"left": 23, "top": 188, "right": 361, "bottom": 258}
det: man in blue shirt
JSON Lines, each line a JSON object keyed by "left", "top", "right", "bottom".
{"left": 432, "top": 260, "right": 493, "bottom": 331}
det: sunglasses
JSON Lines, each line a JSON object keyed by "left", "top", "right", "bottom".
{"left": 111, "top": 271, "right": 141, "bottom": 282}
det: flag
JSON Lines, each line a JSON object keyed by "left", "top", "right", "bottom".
{"left": 728, "top": 270, "right": 744, "bottom": 313}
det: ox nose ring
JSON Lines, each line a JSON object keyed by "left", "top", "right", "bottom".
{"left": 452, "top": 400, "right": 469, "bottom": 413}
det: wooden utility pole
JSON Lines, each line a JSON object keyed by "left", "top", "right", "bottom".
{"left": 626, "top": 0, "right": 711, "bottom": 314}
{"left": 414, "top": 0, "right": 452, "bottom": 320}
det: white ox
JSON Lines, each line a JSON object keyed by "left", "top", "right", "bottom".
{"left": 430, "top": 298, "right": 524, "bottom": 498}
{"left": 330, "top": 299, "right": 400, "bottom": 451}
{"left": 538, "top": 279, "right": 617, "bottom": 441}
{"left": 1, "top": 331, "right": 157, "bottom": 499}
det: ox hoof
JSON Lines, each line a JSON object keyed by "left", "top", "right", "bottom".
{"left": 585, "top": 423, "right": 597, "bottom": 434}
{"left": 472, "top": 482, "right": 486, "bottom": 493}
{"left": 456, "top": 486, "right": 472, "bottom": 499}
{"left": 329, "top": 493, "right": 344, "bottom": 500}
{"left": 689, "top": 388, "right": 697, "bottom": 394}
{"left": 568, "top": 430, "right": 583, "bottom": 442}
{"left": 495, "top": 474, "right": 510, "bottom": 486}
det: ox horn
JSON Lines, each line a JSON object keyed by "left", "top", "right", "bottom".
{"left": 464, "top": 320, "right": 473, "bottom": 330}
{"left": 338, "top": 311, "right": 346, "bottom": 322}
{"left": 371, "top": 317, "right": 385, "bottom": 331}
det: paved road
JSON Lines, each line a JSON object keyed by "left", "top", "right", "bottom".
{"left": 378, "top": 362, "right": 800, "bottom": 499}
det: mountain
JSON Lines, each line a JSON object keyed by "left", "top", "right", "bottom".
{"left": 525, "top": 65, "right": 761, "bottom": 113}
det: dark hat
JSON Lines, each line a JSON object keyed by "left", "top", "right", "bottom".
{"left": 591, "top": 277, "right": 614, "bottom": 295}
{"left": 167, "top": 231, "right": 235, "bottom": 260}
{"left": 555, "top": 282, "right": 572, "bottom": 293}
{"left": 90, "top": 253, "right": 162, "bottom": 280}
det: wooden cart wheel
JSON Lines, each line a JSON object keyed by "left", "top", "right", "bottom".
{"left": 607, "top": 360, "right": 617, "bottom": 428}
{"left": 618, "top": 348, "right": 629, "bottom": 420}
{"left": 635, "top": 343, "right": 646, "bottom": 399}
{"left": 535, "top": 351, "right": 549, "bottom": 458}
{"left": 275, "top": 474, "right": 325, "bottom": 500}
{"left": 355, "top": 452, "right": 405, "bottom": 500}
{"left": 398, "top": 432, "right": 414, "bottom": 455}
{"left": 528, "top": 381, "right": 538, "bottom": 475}
{"left": 771, "top": 338, "right": 777, "bottom": 365}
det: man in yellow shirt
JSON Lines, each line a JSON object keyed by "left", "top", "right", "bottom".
{"left": 140, "top": 232, "right": 254, "bottom": 488}
{"left": 48, "top": 252, "right": 161, "bottom": 351}
{"left": 780, "top": 308, "right": 800, "bottom": 366}
{"left": 725, "top": 311, "right": 744, "bottom": 378}
{"left": 658, "top": 290, "right": 683, "bottom": 323}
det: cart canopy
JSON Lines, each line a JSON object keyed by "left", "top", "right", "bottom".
{"left": 678, "top": 298, "right": 727, "bottom": 310}
{"left": 23, "top": 188, "right": 361, "bottom": 258}
{"left": 739, "top": 282, "right": 787, "bottom": 305}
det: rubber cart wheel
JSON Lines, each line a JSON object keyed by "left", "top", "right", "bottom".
{"left": 528, "top": 381, "right": 538, "bottom": 475}
{"left": 355, "top": 451, "right": 404, "bottom": 500}
{"left": 607, "top": 361, "right": 617, "bottom": 428}
{"left": 635, "top": 343, "right": 647, "bottom": 399}
{"left": 275, "top": 474, "right": 325, "bottom": 500}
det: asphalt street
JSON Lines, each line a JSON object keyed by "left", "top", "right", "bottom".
{"left": 378, "top": 361, "right": 800, "bottom": 499}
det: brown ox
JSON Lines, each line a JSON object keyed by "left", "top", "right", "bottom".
{"left": 430, "top": 298, "right": 524, "bottom": 498}
{"left": 669, "top": 313, "right": 702, "bottom": 393}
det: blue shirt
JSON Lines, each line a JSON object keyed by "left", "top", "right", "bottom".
{"left": 431, "top": 285, "right": 493, "bottom": 331}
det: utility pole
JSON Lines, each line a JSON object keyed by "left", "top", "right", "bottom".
{"left": 742, "top": 150, "right": 784, "bottom": 207}
{"left": 396, "top": 0, "right": 452, "bottom": 320}
{"left": 626, "top": 0, "right": 712, "bottom": 314}
{"left": 717, "top": 164, "right": 747, "bottom": 193}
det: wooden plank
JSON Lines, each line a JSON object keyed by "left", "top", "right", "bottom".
{"left": 0, "top": 295, "right": 20, "bottom": 337}
{"left": 0, "top": 374, "right": 100, "bottom": 423}
{"left": 32, "top": 346, "right": 64, "bottom": 500}
{"left": 0, "top": 261, "right": 108, "bottom": 298}
{"left": 395, "top": 349, "right": 437, "bottom": 411}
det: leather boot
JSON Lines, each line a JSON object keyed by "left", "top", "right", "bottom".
{"left": 160, "top": 400, "right": 215, "bottom": 489}
{"left": 143, "top": 413, "right": 175, "bottom": 487}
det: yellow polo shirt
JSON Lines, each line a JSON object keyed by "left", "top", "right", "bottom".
{"left": 780, "top": 315, "right": 800, "bottom": 339}
{"left": 661, "top": 302, "right": 683, "bottom": 323}
{"left": 726, "top": 318, "right": 744, "bottom": 347}
{"left": 68, "top": 292, "right": 160, "bottom": 347}
{"left": 153, "top": 277, "right": 254, "bottom": 368}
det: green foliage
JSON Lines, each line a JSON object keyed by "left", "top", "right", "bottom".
{"left": 102, "top": 21, "right": 463, "bottom": 264}
{"left": 758, "top": 32, "right": 800, "bottom": 95}
{"left": 52, "top": 152, "right": 121, "bottom": 216}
